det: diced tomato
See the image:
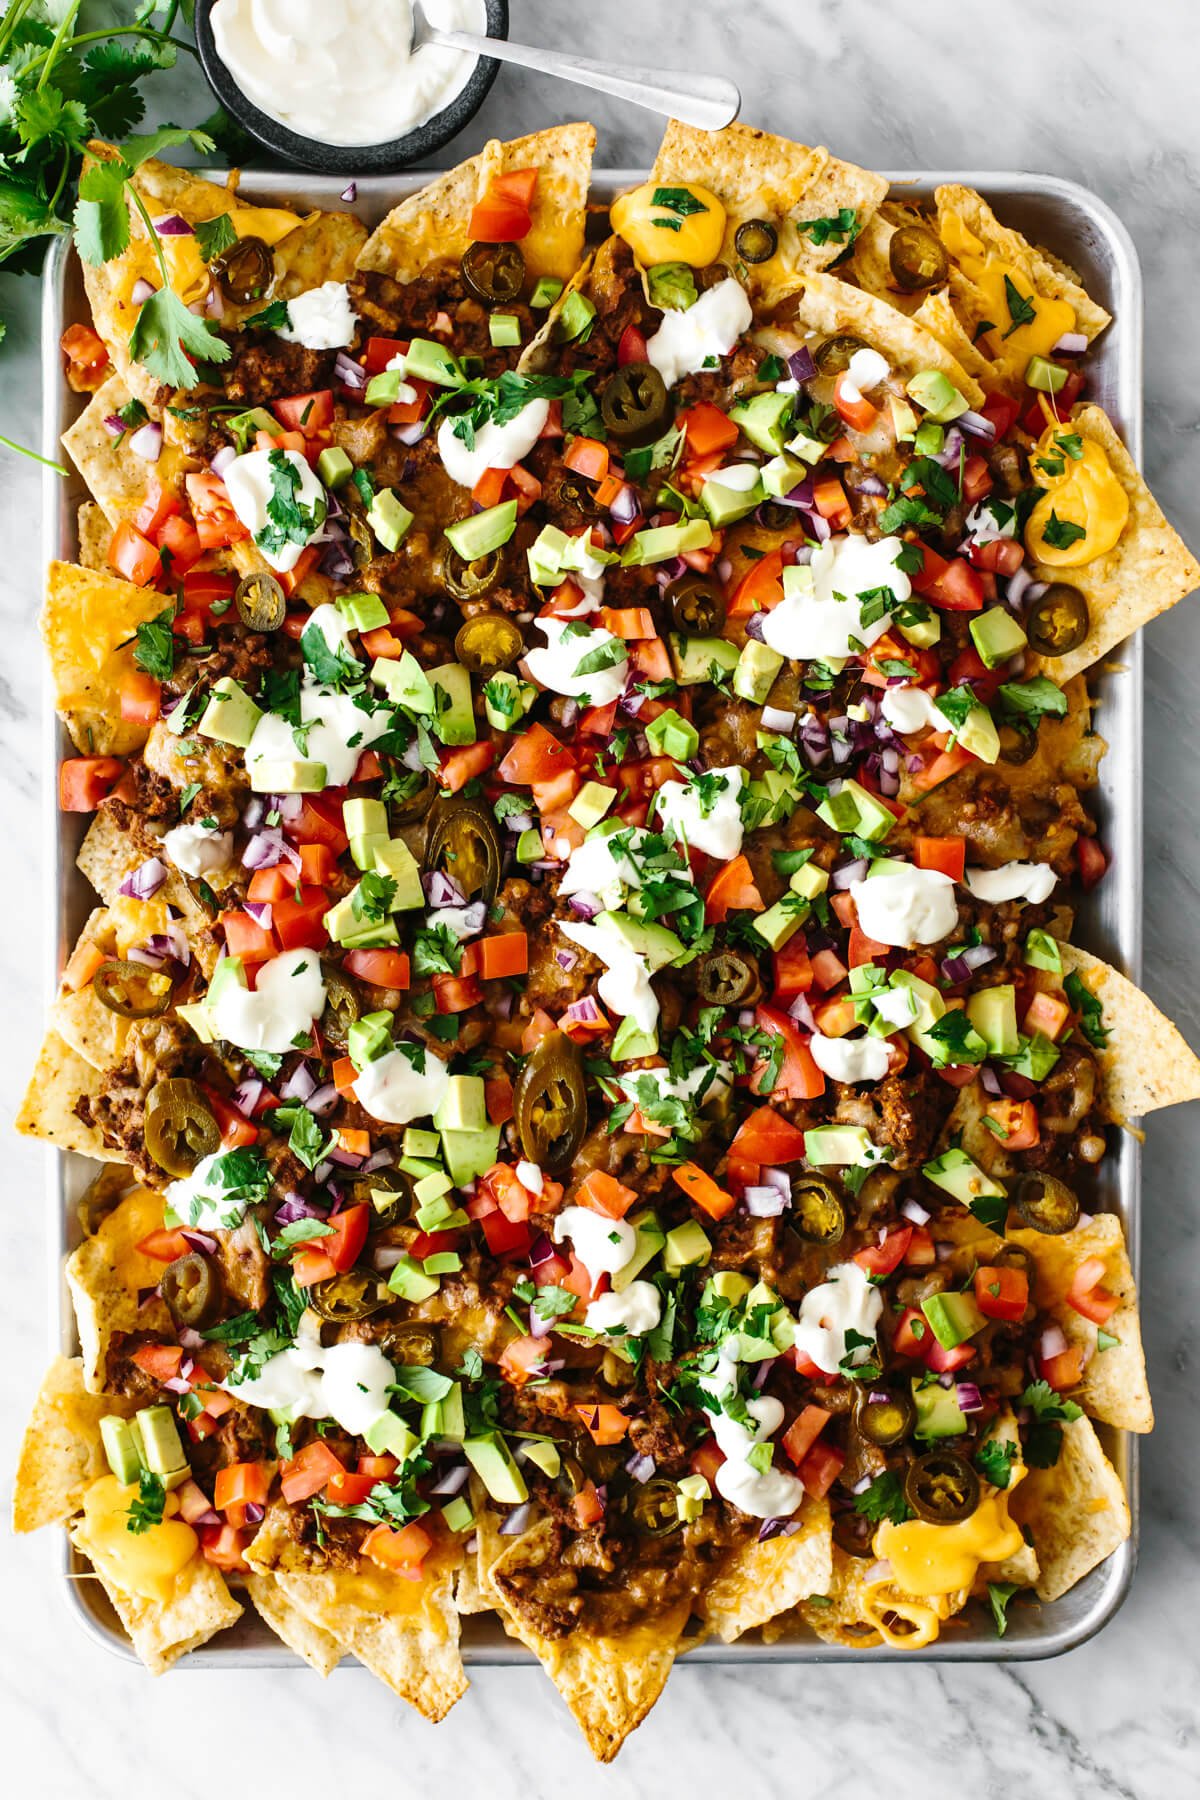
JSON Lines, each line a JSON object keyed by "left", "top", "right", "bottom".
{"left": 108, "top": 519, "right": 161, "bottom": 587}
{"left": 969, "top": 536, "right": 1026, "bottom": 577}
{"left": 789, "top": 1346, "right": 826, "bottom": 1380}
{"left": 703, "top": 853, "right": 765, "bottom": 923}
{"left": 246, "top": 866, "right": 293, "bottom": 904}
{"left": 782, "top": 1405, "right": 830, "bottom": 1469}
{"left": 469, "top": 172, "right": 536, "bottom": 241}
{"left": 485, "top": 1073, "right": 515, "bottom": 1124}
{"left": 60, "top": 322, "right": 109, "bottom": 386}
{"left": 362, "top": 1521, "right": 432, "bottom": 1575}
{"left": 480, "top": 1164, "right": 530, "bottom": 1224}
{"left": 281, "top": 1442, "right": 348, "bottom": 1505}
{"left": 575, "top": 1403, "right": 628, "bottom": 1447}
{"left": 521, "top": 1008, "right": 558, "bottom": 1052}
{"left": 575, "top": 1169, "right": 638, "bottom": 1220}
{"left": 809, "top": 947, "right": 848, "bottom": 992}
{"left": 913, "top": 835, "right": 966, "bottom": 882}
{"left": 279, "top": 546, "right": 319, "bottom": 598}
{"left": 617, "top": 324, "right": 648, "bottom": 366}
{"left": 273, "top": 886, "right": 330, "bottom": 952}
{"left": 904, "top": 1224, "right": 936, "bottom": 1266}
{"left": 892, "top": 1306, "right": 931, "bottom": 1360}
{"left": 202, "top": 1086, "right": 260, "bottom": 1151}
{"left": 62, "top": 936, "right": 106, "bottom": 992}
{"left": 1067, "top": 1257, "right": 1120, "bottom": 1325}
{"left": 273, "top": 390, "right": 334, "bottom": 438}
{"left": 184, "top": 471, "right": 249, "bottom": 550}
{"left": 410, "top": 1229, "right": 457, "bottom": 1261}
{"left": 498, "top": 722, "right": 574, "bottom": 787}
{"left": 813, "top": 996, "right": 857, "bottom": 1038}
{"left": 726, "top": 1106, "right": 808, "bottom": 1185}
{"left": 1040, "top": 1344, "right": 1085, "bottom": 1392}
{"left": 1077, "top": 838, "right": 1108, "bottom": 891}
{"left": 832, "top": 370, "right": 878, "bottom": 432}
{"left": 752, "top": 1005, "right": 825, "bottom": 1101}
{"left": 332, "top": 1056, "right": 358, "bottom": 1098}
{"left": 1023, "top": 990, "right": 1070, "bottom": 1041}
{"left": 974, "top": 1264, "right": 1030, "bottom": 1322}
{"left": 672, "top": 1161, "right": 736, "bottom": 1222}
{"left": 578, "top": 700, "right": 619, "bottom": 737}
{"left": 572, "top": 1481, "right": 605, "bottom": 1528}
{"left": 1020, "top": 370, "right": 1085, "bottom": 435}
{"left": 681, "top": 401, "right": 740, "bottom": 459}
{"left": 200, "top": 1523, "right": 250, "bottom": 1572}
{"left": 465, "top": 933, "right": 525, "bottom": 982}
{"left": 298, "top": 842, "right": 338, "bottom": 887}
{"left": 689, "top": 1442, "right": 726, "bottom": 1488}
{"left": 290, "top": 794, "right": 350, "bottom": 856}
{"left": 291, "top": 1247, "right": 337, "bottom": 1288}
{"left": 136, "top": 1229, "right": 192, "bottom": 1264}
{"left": 984, "top": 1097, "right": 1039, "bottom": 1149}
{"left": 182, "top": 569, "right": 238, "bottom": 616}
{"left": 337, "top": 1127, "right": 371, "bottom": 1160}
{"left": 921, "top": 551, "right": 985, "bottom": 613}
{"left": 154, "top": 512, "right": 203, "bottom": 575}
{"left": 947, "top": 644, "right": 1004, "bottom": 705}
{"left": 772, "top": 937, "right": 814, "bottom": 1000}
{"left": 848, "top": 924, "right": 891, "bottom": 970}
{"left": 798, "top": 1439, "right": 845, "bottom": 1500}
{"left": 433, "top": 972, "right": 483, "bottom": 1014}
{"left": 213, "top": 1462, "right": 271, "bottom": 1527}
{"left": 812, "top": 475, "right": 852, "bottom": 528}
{"left": 133, "top": 473, "right": 180, "bottom": 538}
{"left": 118, "top": 670, "right": 161, "bottom": 727}
{"left": 925, "top": 1339, "right": 977, "bottom": 1375}
{"left": 909, "top": 738, "right": 976, "bottom": 794}
{"left": 479, "top": 1208, "right": 532, "bottom": 1258}
{"left": 500, "top": 1334, "right": 546, "bottom": 1386}
{"left": 600, "top": 605, "right": 656, "bottom": 640}
{"left": 980, "top": 392, "right": 1020, "bottom": 439}
{"left": 854, "top": 1225, "right": 913, "bottom": 1278}
{"left": 961, "top": 454, "right": 993, "bottom": 505}
{"left": 131, "top": 1343, "right": 184, "bottom": 1381}
{"left": 364, "top": 335, "right": 408, "bottom": 375}
{"left": 727, "top": 546, "right": 785, "bottom": 617}
{"left": 320, "top": 1204, "right": 368, "bottom": 1274}
{"left": 324, "top": 1471, "right": 378, "bottom": 1507}
{"left": 220, "top": 907, "right": 276, "bottom": 964}
{"left": 563, "top": 436, "right": 610, "bottom": 481}
{"left": 356, "top": 1455, "right": 399, "bottom": 1482}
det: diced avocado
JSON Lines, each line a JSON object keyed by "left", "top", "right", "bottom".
{"left": 967, "top": 984, "right": 1020, "bottom": 1057}
{"left": 733, "top": 639, "right": 784, "bottom": 704}
{"left": 568, "top": 780, "right": 618, "bottom": 829}
{"left": 786, "top": 427, "right": 828, "bottom": 465}
{"left": 316, "top": 445, "right": 354, "bottom": 490}
{"left": 760, "top": 453, "right": 807, "bottom": 499}
{"left": 598, "top": 909, "right": 683, "bottom": 972}
{"left": 441, "top": 1125, "right": 502, "bottom": 1187}
{"left": 891, "top": 968, "right": 947, "bottom": 1060}
{"left": 348, "top": 830, "right": 386, "bottom": 870}
{"left": 387, "top": 1255, "right": 441, "bottom": 1302}
{"left": 444, "top": 500, "right": 519, "bottom": 561}
{"left": 752, "top": 896, "right": 805, "bottom": 950}
{"left": 463, "top": 1432, "right": 528, "bottom": 1505}
{"left": 348, "top": 1011, "right": 393, "bottom": 1071}
{"left": 198, "top": 676, "right": 263, "bottom": 749}
{"left": 100, "top": 1415, "right": 143, "bottom": 1486}
{"left": 912, "top": 420, "right": 945, "bottom": 457}
{"left": 729, "top": 390, "right": 794, "bottom": 455}
{"left": 441, "top": 1496, "right": 474, "bottom": 1533}
{"left": 553, "top": 288, "right": 596, "bottom": 344}
{"left": 365, "top": 368, "right": 407, "bottom": 406}
{"left": 646, "top": 262, "right": 698, "bottom": 311}
{"left": 371, "top": 649, "right": 436, "bottom": 713}
{"left": 610, "top": 1014, "right": 659, "bottom": 1063}
{"left": 343, "top": 797, "right": 388, "bottom": 842}
{"left": 248, "top": 758, "right": 327, "bottom": 794}
{"left": 403, "top": 1127, "right": 441, "bottom": 1159}
{"left": 1025, "top": 355, "right": 1069, "bottom": 394}
{"left": 207, "top": 955, "right": 248, "bottom": 1007}
{"left": 227, "top": 406, "right": 277, "bottom": 453}
{"left": 668, "top": 633, "right": 740, "bottom": 686}
{"left": 413, "top": 1169, "right": 454, "bottom": 1206}
{"left": 912, "top": 1375, "right": 968, "bottom": 1440}
{"left": 804, "top": 1125, "right": 875, "bottom": 1167}
{"left": 335, "top": 590, "right": 390, "bottom": 633}
{"left": 521, "top": 1438, "right": 561, "bottom": 1478}
{"left": 896, "top": 606, "right": 941, "bottom": 649}
{"left": 906, "top": 368, "right": 970, "bottom": 422}
{"left": 921, "top": 1290, "right": 987, "bottom": 1350}
{"left": 423, "top": 1250, "right": 461, "bottom": 1275}
{"left": 404, "top": 337, "right": 464, "bottom": 386}
{"left": 324, "top": 893, "right": 399, "bottom": 948}
{"left": 136, "top": 1404, "right": 188, "bottom": 1480}
{"left": 435, "top": 1383, "right": 466, "bottom": 1443}
{"left": 611, "top": 1209, "right": 667, "bottom": 1291}
{"left": 176, "top": 1001, "right": 217, "bottom": 1044}
{"left": 921, "top": 1146, "right": 1006, "bottom": 1206}
{"left": 371, "top": 838, "right": 424, "bottom": 910}
{"left": 951, "top": 698, "right": 1000, "bottom": 765}
{"left": 429, "top": 662, "right": 475, "bottom": 746}
{"left": 1024, "top": 928, "right": 1062, "bottom": 974}
{"left": 816, "top": 778, "right": 895, "bottom": 843}
{"left": 363, "top": 1412, "right": 419, "bottom": 1462}
{"left": 744, "top": 769, "right": 796, "bottom": 829}
{"left": 434, "top": 1074, "right": 487, "bottom": 1134}
{"left": 708, "top": 1269, "right": 753, "bottom": 1305}
{"left": 676, "top": 1472, "right": 711, "bottom": 1521}
{"left": 516, "top": 828, "right": 542, "bottom": 864}
{"left": 620, "top": 518, "right": 713, "bottom": 567}
{"left": 367, "top": 487, "right": 414, "bottom": 553}
{"left": 890, "top": 397, "right": 919, "bottom": 443}
{"left": 969, "top": 605, "right": 1028, "bottom": 668}
{"left": 489, "top": 312, "right": 522, "bottom": 348}
{"left": 530, "top": 275, "right": 563, "bottom": 309}
{"left": 483, "top": 670, "right": 535, "bottom": 731}
{"left": 398, "top": 1155, "right": 443, "bottom": 1181}
{"left": 662, "top": 1218, "right": 712, "bottom": 1275}
{"left": 645, "top": 708, "right": 699, "bottom": 762}
{"left": 790, "top": 860, "right": 829, "bottom": 901}
{"left": 701, "top": 474, "right": 764, "bottom": 529}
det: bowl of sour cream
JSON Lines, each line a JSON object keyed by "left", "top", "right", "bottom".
{"left": 196, "top": 0, "right": 508, "bottom": 171}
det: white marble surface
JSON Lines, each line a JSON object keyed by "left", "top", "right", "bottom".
{"left": 3, "top": 2, "right": 1200, "bottom": 1794}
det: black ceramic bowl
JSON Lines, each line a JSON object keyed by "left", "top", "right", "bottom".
{"left": 195, "top": 0, "right": 509, "bottom": 173}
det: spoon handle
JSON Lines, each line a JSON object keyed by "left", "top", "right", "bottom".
{"left": 429, "top": 31, "right": 740, "bottom": 130}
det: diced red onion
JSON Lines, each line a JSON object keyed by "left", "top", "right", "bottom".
{"left": 787, "top": 989, "right": 816, "bottom": 1032}
{"left": 340, "top": 180, "right": 358, "bottom": 203}
{"left": 131, "top": 277, "right": 155, "bottom": 305}
{"left": 1052, "top": 331, "right": 1088, "bottom": 356}
{"left": 832, "top": 857, "right": 868, "bottom": 890}
{"left": 743, "top": 608, "right": 767, "bottom": 642}
{"left": 119, "top": 856, "right": 168, "bottom": 900}
{"left": 956, "top": 1383, "right": 984, "bottom": 1413}
{"left": 625, "top": 1452, "right": 655, "bottom": 1483}
{"left": 1006, "top": 563, "right": 1035, "bottom": 609}
{"left": 180, "top": 1229, "right": 218, "bottom": 1255}
{"left": 761, "top": 705, "right": 797, "bottom": 734}
{"left": 154, "top": 213, "right": 193, "bottom": 237}
{"left": 312, "top": 1160, "right": 333, "bottom": 1186}
{"left": 787, "top": 345, "right": 817, "bottom": 383}
{"left": 280, "top": 1061, "right": 317, "bottom": 1103}
{"left": 126, "top": 947, "right": 165, "bottom": 969}
{"left": 431, "top": 1463, "right": 469, "bottom": 1497}
{"left": 857, "top": 472, "right": 888, "bottom": 497}
{"left": 957, "top": 409, "right": 997, "bottom": 441}
{"left": 559, "top": 697, "right": 581, "bottom": 730}
{"left": 758, "top": 1517, "right": 802, "bottom": 1542}
{"left": 205, "top": 284, "right": 225, "bottom": 320}
{"left": 391, "top": 420, "right": 427, "bottom": 446}
{"left": 979, "top": 1064, "right": 1002, "bottom": 1098}
{"left": 423, "top": 869, "right": 466, "bottom": 908}
{"left": 609, "top": 483, "right": 639, "bottom": 525}
{"left": 567, "top": 891, "right": 602, "bottom": 922}
{"left": 242, "top": 901, "right": 274, "bottom": 932}
{"left": 529, "top": 1232, "right": 557, "bottom": 1269}
{"left": 745, "top": 1185, "right": 788, "bottom": 1217}
{"left": 934, "top": 1240, "right": 953, "bottom": 1263}
{"left": 242, "top": 826, "right": 290, "bottom": 871}
{"left": 335, "top": 349, "right": 366, "bottom": 390}
{"left": 102, "top": 412, "right": 126, "bottom": 437}
{"left": 303, "top": 1083, "right": 334, "bottom": 1118}
{"left": 751, "top": 1357, "right": 778, "bottom": 1390}
{"left": 501, "top": 1502, "right": 532, "bottom": 1536}
{"left": 372, "top": 1245, "right": 405, "bottom": 1272}
{"left": 900, "top": 1197, "right": 930, "bottom": 1226}
{"left": 210, "top": 444, "right": 237, "bottom": 477}
{"left": 328, "top": 1145, "right": 365, "bottom": 1170}
{"left": 555, "top": 948, "right": 579, "bottom": 971}
{"left": 232, "top": 1077, "right": 264, "bottom": 1116}
{"left": 1039, "top": 1325, "right": 1067, "bottom": 1361}
{"left": 529, "top": 1305, "right": 554, "bottom": 1340}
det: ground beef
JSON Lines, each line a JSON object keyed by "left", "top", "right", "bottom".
{"left": 214, "top": 1218, "right": 270, "bottom": 1313}
{"left": 349, "top": 267, "right": 531, "bottom": 371}
{"left": 833, "top": 1067, "right": 953, "bottom": 1171}
{"left": 221, "top": 334, "right": 337, "bottom": 407}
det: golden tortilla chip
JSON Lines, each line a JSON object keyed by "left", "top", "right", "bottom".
{"left": 16, "top": 1029, "right": 127, "bottom": 1162}
{"left": 243, "top": 1572, "right": 342, "bottom": 1676}
{"left": 76, "top": 808, "right": 221, "bottom": 974}
{"left": 77, "top": 500, "right": 113, "bottom": 570}
{"left": 789, "top": 1545, "right": 968, "bottom": 1649}
{"left": 62, "top": 375, "right": 153, "bottom": 526}
{"left": 42, "top": 561, "right": 167, "bottom": 756}
{"left": 51, "top": 980, "right": 135, "bottom": 1075}
{"left": 1025, "top": 406, "right": 1200, "bottom": 681}
{"left": 1010, "top": 1211, "right": 1151, "bottom": 1432}
{"left": 357, "top": 125, "right": 595, "bottom": 289}
{"left": 974, "top": 1408, "right": 1040, "bottom": 1591}
{"left": 66, "top": 1187, "right": 173, "bottom": 1391}
{"left": 1059, "top": 939, "right": 1200, "bottom": 1118}
{"left": 1011, "top": 1415, "right": 1130, "bottom": 1602}
{"left": 761, "top": 268, "right": 985, "bottom": 409}
{"left": 699, "top": 1500, "right": 832, "bottom": 1642}
{"left": 274, "top": 1565, "right": 466, "bottom": 1722}
{"left": 650, "top": 119, "right": 887, "bottom": 285}
{"left": 69, "top": 1511, "right": 242, "bottom": 1674}
{"left": 13, "top": 1356, "right": 138, "bottom": 1533}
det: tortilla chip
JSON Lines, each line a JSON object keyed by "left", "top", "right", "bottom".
{"left": 65, "top": 1187, "right": 173, "bottom": 1391}
{"left": 77, "top": 500, "right": 113, "bottom": 570}
{"left": 762, "top": 268, "right": 985, "bottom": 409}
{"left": 1058, "top": 939, "right": 1200, "bottom": 1118}
{"left": 75, "top": 808, "right": 221, "bottom": 975}
{"left": 1011, "top": 1415, "right": 1130, "bottom": 1602}
{"left": 16, "top": 1030, "right": 127, "bottom": 1162}
{"left": 788, "top": 1546, "right": 966, "bottom": 1649}
{"left": 69, "top": 1512, "right": 242, "bottom": 1674}
{"left": 274, "top": 1566, "right": 466, "bottom": 1722}
{"left": 51, "top": 981, "right": 134, "bottom": 1075}
{"left": 243, "top": 1572, "right": 342, "bottom": 1676}
{"left": 13, "top": 1356, "right": 139, "bottom": 1533}
{"left": 1010, "top": 1211, "right": 1151, "bottom": 1432}
{"left": 61, "top": 375, "right": 153, "bottom": 527}
{"left": 699, "top": 1500, "right": 832, "bottom": 1642}
{"left": 974, "top": 1408, "right": 1040, "bottom": 1591}
{"left": 357, "top": 125, "right": 595, "bottom": 288}
{"left": 41, "top": 561, "right": 167, "bottom": 756}
{"left": 1025, "top": 407, "right": 1200, "bottom": 682}
{"left": 650, "top": 119, "right": 887, "bottom": 284}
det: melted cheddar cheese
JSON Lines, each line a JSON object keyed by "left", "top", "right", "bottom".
{"left": 79, "top": 1476, "right": 198, "bottom": 1604}
{"left": 1026, "top": 423, "right": 1128, "bottom": 566}
{"left": 874, "top": 1489, "right": 1025, "bottom": 1598}
{"left": 941, "top": 210, "right": 1076, "bottom": 369}
{"left": 610, "top": 182, "right": 727, "bottom": 269}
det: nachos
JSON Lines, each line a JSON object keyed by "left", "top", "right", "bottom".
{"left": 14, "top": 119, "right": 1200, "bottom": 1757}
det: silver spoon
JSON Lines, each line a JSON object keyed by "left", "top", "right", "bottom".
{"left": 411, "top": 3, "right": 741, "bottom": 131}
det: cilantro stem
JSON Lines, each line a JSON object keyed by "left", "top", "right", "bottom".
{"left": 36, "top": 0, "right": 83, "bottom": 92}
{"left": 0, "top": 0, "right": 37, "bottom": 59}
{"left": 0, "top": 434, "right": 68, "bottom": 477}
{"left": 126, "top": 179, "right": 174, "bottom": 292}
{"left": 16, "top": 25, "right": 200, "bottom": 87}
{"left": 48, "top": 145, "right": 72, "bottom": 215}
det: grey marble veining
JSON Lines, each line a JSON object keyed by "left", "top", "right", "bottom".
{"left": 3, "top": 3, "right": 1199, "bottom": 1795}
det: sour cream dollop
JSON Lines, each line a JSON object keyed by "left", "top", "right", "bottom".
{"left": 851, "top": 864, "right": 958, "bottom": 948}
{"left": 353, "top": 1044, "right": 451, "bottom": 1125}
{"left": 964, "top": 861, "right": 1058, "bottom": 905}
{"left": 654, "top": 766, "right": 746, "bottom": 861}
{"left": 762, "top": 535, "right": 913, "bottom": 663}
{"left": 438, "top": 399, "right": 550, "bottom": 492}
{"left": 223, "top": 448, "right": 327, "bottom": 574}
{"left": 277, "top": 281, "right": 358, "bottom": 350}
{"left": 209, "top": 948, "right": 327, "bottom": 1053}
{"left": 210, "top": 0, "right": 487, "bottom": 148}
{"left": 162, "top": 821, "right": 233, "bottom": 879}
{"left": 225, "top": 1338, "right": 397, "bottom": 1438}
{"left": 645, "top": 278, "right": 753, "bottom": 389}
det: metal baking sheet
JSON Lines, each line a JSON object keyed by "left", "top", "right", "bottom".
{"left": 40, "top": 167, "right": 1143, "bottom": 1665}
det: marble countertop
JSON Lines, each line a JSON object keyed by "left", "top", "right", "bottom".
{"left": 3, "top": 3, "right": 1198, "bottom": 1794}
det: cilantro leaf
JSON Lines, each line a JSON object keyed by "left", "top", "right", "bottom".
{"left": 988, "top": 1580, "right": 1022, "bottom": 1637}
{"left": 352, "top": 870, "right": 398, "bottom": 923}
{"left": 997, "top": 676, "right": 1068, "bottom": 723}
{"left": 129, "top": 284, "right": 232, "bottom": 389}
{"left": 126, "top": 1468, "right": 166, "bottom": 1535}
{"left": 244, "top": 299, "right": 292, "bottom": 331}
{"left": 975, "top": 1437, "right": 1019, "bottom": 1489}
{"left": 652, "top": 186, "right": 709, "bottom": 220}
{"left": 1002, "top": 274, "right": 1036, "bottom": 338}
{"left": 797, "top": 208, "right": 859, "bottom": 247}
{"left": 133, "top": 602, "right": 176, "bottom": 679}
{"left": 195, "top": 212, "right": 238, "bottom": 263}
{"left": 1064, "top": 970, "right": 1110, "bottom": 1048}
{"left": 1041, "top": 510, "right": 1088, "bottom": 551}
{"left": 412, "top": 924, "right": 463, "bottom": 977}
{"left": 853, "top": 1471, "right": 914, "bottom": 1526}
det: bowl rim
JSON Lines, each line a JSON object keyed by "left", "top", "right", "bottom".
{"left": 194, "top": 0, "right": 510, "bottom": 173}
